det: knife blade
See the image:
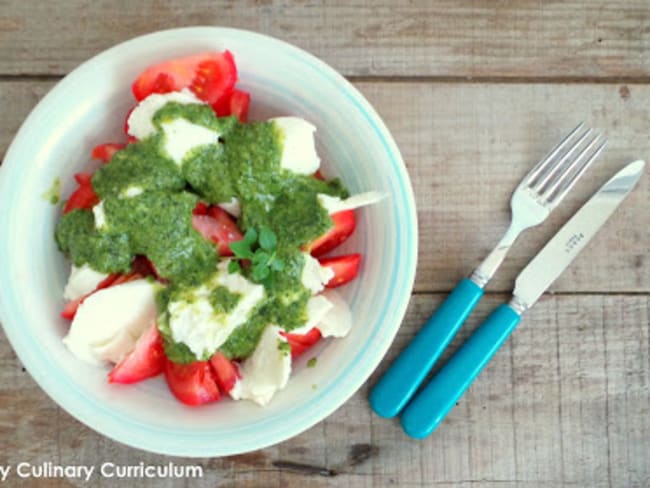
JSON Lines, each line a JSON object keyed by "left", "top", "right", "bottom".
{"left": 400, "top": 160, "right": 645, "bottom": 439}
{"left": 511, "top": 159, "right": 646, "bottom": 312}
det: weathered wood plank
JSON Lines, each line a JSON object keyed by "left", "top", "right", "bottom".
{"left": 0, "top": 1, "right": 649, "bottom": 78}
{"left": 2, "top": 80, "right": 648, "bottom": 293}
{"left": 0, "top": 294, "right": 647, "bottom": 487}
{"left": 356, "top": 81, "right": 650, "bottom": 294}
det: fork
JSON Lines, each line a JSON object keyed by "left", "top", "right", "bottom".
{"left": 369, "top": 123, "right": 607, "bottom": 418}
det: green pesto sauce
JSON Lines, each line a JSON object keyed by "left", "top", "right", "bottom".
{"left": 55, "top": 100, "right": 348, "bottom": 362}
{"left": 209, "top": 286, "right": 241, "bottom": 314}
{"left": 42, "top": 177, "right": 61, "bottom": 204}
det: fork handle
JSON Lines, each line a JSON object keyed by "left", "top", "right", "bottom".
{"left": 400, "top": 304, "right": 521, "bottom": 439}
{"left": 369, "top": 278, "right": 483, "bottom": 418}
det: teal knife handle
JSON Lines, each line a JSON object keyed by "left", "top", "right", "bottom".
{"left": 400, "top": 304, "right": 522, "bottom": 439}
{"left": 369, "top": 278, "right": 483, "bottom": 418}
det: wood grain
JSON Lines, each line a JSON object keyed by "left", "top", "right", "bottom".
{"left": 0, "top": 294, "right": 647, "bottom": 487}
{"left": 0, "top": 1, "right": 649, "bottom": 79}
{"left": 2, "top": 80, "right": 648, "bottom": 293}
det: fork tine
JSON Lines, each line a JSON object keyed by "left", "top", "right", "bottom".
{"left": 542, "top": 132, "right": 603, "bottom": 199}
{"left": 525, "top": 122, "right": 585, "bottom": 185}
{"left": 531, "top": 127, "right": 594, "bottom": 193}
{"left": 547, "top": 137, "right": 607, "bottom": 205}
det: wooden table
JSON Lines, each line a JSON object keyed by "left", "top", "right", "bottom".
{"left": 1, "top": 2, "right": 648, "bottom": 487}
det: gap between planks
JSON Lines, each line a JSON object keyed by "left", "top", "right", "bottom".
{"left": 3, "top": 74, "right": 650, "bottom": 85}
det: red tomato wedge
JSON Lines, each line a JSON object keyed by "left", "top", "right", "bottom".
{"left": 227, "top": 89, "right": 250, "bottom": 122}
{"left": 191, "top": 205, "right": 243, "bottom": 256}
{"left": 108, "top": 323, "right": 165, "bottom": 384}
{"left": 319, "top": 254, "right": 362, "bottom": 288}
{"left": 130, "top": 255, "right": 169, "bottom": 283}
{"left": 63, "top": 173, "right": 99, "bottom": 214}
{"left": 131, "top": 51, "right": 237, "bottom": 107}
{"left": 307, "top": 210, "right": 356, "bottom": 256}
{"left": 91, "top": 143, "right": 126, "bottom": 163}
{"left": 61, "top": 295, "right": 85, "bottom": 320}
{"left": 164, "top": 360, "right": 221, "bottom": 406}
{"left": 209, "top": 352, "right": 240, "bottom": 393}
{"left": 281, "top": 328, "right": 322, "bottom": 358}
{"left": 213, "top": 89, "right": 251, "bottom": 122}
{"left": 192, "top": 201, "right": 209, "bottom": 216}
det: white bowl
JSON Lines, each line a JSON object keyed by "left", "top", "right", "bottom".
{"left": 0, "top": 27, "right": 417, "bottom": 456}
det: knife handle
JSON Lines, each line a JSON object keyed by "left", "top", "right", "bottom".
{"left": 369, "top": 278, "right": 483, "bottom": 418}
{"left": 400, "top": 304, "right": 521, "bottom": 439}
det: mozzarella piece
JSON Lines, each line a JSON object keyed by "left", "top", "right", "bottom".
{"left": 127, "top": 89, "right": 205, "bottom": 140}
{"left": 317, "top": 290, "right": 352, "bottom": 338}
{"left": 93, "top": 201, "right": 107, "bottom": 230}
{"left": 63, "top": 279, "right": 158, "bottom": 366}
{"left": 63, "top": 264, "right": 109, "bottom": 301}
{"left": 301, "top": 253, "right": 334, "bottom": 295}
{"left": 230, "top": 325, "right": 291, "bottom": 406}
{"left": 161, "top": 118, "right": 220, "bottom": 166}
{"left": 286, "top": 295, "right": 334, "bottom": 336}
{"left": 218, "top": 197, "right": 241, "bottom": 218}
{"left": 168, "top": 261, "right": 265, "bottom": 359}
{"left": 122, "top": 186, "right": 143, "bottom": 198}
{"left": 318, "top": 191, "right": 385, "bottom": 214}
{"left": 270, "top": 117, "right": 320, "bottom": 175}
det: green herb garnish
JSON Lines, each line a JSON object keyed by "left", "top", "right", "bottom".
{"left": 228, "top": 227, "right": 285, "bottom": 282}
{"left": 307, "top": 357, "right": 317, "bottom": 368}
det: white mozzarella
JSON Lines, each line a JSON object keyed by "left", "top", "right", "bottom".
{"left": 317, "top": 191, "right": 385, "bottom": 214}
{"left": 93, "top": 201, "right": 107, "bottom": 230}
{"left": 287, "top": 295, "right": 334, "bottom": 336}
{"left": 161, "top": 118, "right": 220, "bottom": 166}
{"left": 63, "top": 279, "right": 158, "bottom": 365}
{"left": 168, "top": 261, "right": 265, "bottom": 359}
{"left": 122, "top": 186, "right": 143, "bottom": 198}
{"left": 127, "top": 89, "right": 205, "bottom": 140}
{"left": 300, "top": 253, "right": 334, "bottom": 295}
{"left": 270, "top": 117, "right": 320, "bottom": 175}
{"left": 230, "top": 325, "right": 291, "bottom": 405}
{"left": 217, "top": 197, "right": 241, "bottom": 218}
{"left": 316, "top": 290, "right": 352, "bottom": 338}
{"left": 63, "top": 264, "right": 109, "bottom": 301}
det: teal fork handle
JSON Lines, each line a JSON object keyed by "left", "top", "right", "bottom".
{"left": 400, "top": 304, "right": 521, "bottom": 439}
{"left": 369, "top": 278, "right": 483, "bottom": 418}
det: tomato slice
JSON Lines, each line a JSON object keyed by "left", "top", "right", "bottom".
{"left": 307, "top": 210, "right": 356, "bottom": 256}
{"left": 192, "top": 201, "right": 209, "bottom": 216}
{"left": 190, "top": 53, "right": 238, "bottom": 107}
{"left": 213, "top": 89, "right": 250, "bottom": 122}
{"left": 281, "top": 328, "right": 322, "bottom": 358}
{"left": 191, "top": 205, "right": 243, "bottom": 256}
{"left": 61, "top": 295, "right": 85, "bottom": 320}
{"left": 108, "top": 323, "right": 165, "bottom": 384}
{"left": 319, "top": 254, "right": 362, "bottom": 288}
{"left": 91, "top": 143, "right": 126, "bottom": 163}
{"left": 164, "top": 360, "right": 221, "bottom": 406}
{"left": 63, "top": 173, "right": 99, "bottom": 214}
{"left": 209, "top": 352, "right": 240, "bottom": 393}
{"left": 227, "top": 89, "right": 250, "bottom": 122}
{"left": 132, "top": 51, "right": 237, "bottom": 106}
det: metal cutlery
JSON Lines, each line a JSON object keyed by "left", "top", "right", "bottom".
{"left": 400, "top": 160, "right": 645, "bottom": 438}
{"left": 370, "top": 124, "right": 607, "bottom": 418}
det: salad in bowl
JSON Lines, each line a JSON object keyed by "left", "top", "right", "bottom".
{"left": 55, "top": 51, "right": 382, "bottom": 407}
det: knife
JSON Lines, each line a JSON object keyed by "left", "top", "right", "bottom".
{"left": 400, "top": 159, "right": 645, "bottom": 439}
